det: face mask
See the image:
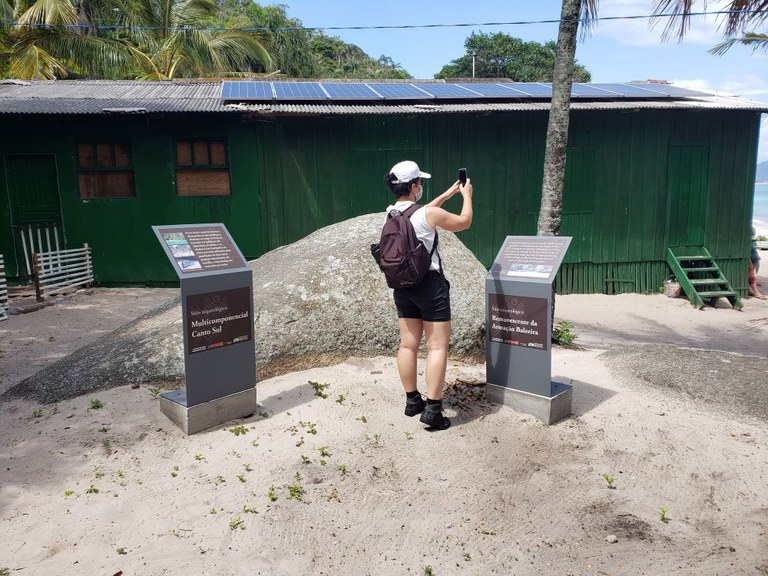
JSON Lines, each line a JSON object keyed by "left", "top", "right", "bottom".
{"left": 414, "top": 185, "right": 423, "bottom": 202}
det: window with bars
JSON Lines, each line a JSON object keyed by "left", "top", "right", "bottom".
{"left": 175, "top": 140, "right": 231, "bottom": 197}
{"left": 77, "top": 142, "right": 136, "bottom": 199}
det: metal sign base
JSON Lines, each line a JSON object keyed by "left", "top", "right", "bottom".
{"left": 159, "top": 388, "right": 258, "bottom": 435}
{"left": 486, "top": 382, "right": 572, "bottom": 425}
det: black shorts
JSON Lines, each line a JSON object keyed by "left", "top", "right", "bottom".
{"left": 393, "top": 271, "right": 451, "bottom": 322}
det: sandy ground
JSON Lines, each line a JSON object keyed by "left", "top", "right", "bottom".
{"left": 0, "top": 279, "right": 767, "bottom": 576}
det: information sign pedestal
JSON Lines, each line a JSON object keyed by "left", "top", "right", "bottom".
{"left": 485, "top": 236, "right": 572, "bottom": 424}
{"left": 152, "top": 224, "right": 257, "bottom": 434}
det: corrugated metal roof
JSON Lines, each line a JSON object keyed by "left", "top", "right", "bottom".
{"left": 0, "top": 80, "right": 229, "bottom": 114}
{"left": 1, "top": 79, "right": 766, "bottom": 115}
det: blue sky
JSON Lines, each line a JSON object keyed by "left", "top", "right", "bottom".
{"left": 273, "top": 0, "right": 768, "bottom": 161}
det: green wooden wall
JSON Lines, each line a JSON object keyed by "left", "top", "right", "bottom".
{"left": 0, "top": 108, "right": 760, "bottom": 293}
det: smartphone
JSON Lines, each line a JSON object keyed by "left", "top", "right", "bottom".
{"left": 459, "top": 168, "right": 467, "bottom": 185}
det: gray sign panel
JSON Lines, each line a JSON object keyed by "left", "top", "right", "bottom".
{"left": 486, "top": 235, "right": 571, "bottom": 397}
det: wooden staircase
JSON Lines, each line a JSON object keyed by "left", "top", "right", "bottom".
{"left": 666, "top": 246, "right": 743, "bottom": 310}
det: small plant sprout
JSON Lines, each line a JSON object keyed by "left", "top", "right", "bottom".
{"left": 267, "top": 485, "right": 278, "bottom": 502}
{"left": 0, "top": 568, "right": 9, "bottom": 576}
{"left": 287, "top": 483, "right": 304, "bottom": 501}
{"left": 356, "top": 415, "right": 368, "bottom": 424}
{"left": 294, "top": 471, "right": 302, "bottom": 481}
{"left": 423, "top": 566, "right": 435, "bottom": 576}
{"left": 243, "top": 505, "right": 257, "bottom": 514}
{"left": 214, "top": 475, "right": 226, "bottom": 485}
{"left": 602, "top": 474, "right": 616, "bottom": 489}
{"left": 90, "top": 399, "right": 103, "bottom": 410}
{"left": 32, "top": 408, "right": 43, "bottom": 418}
{"left": 229, "top": 516, "right": 245, "bottom": 531}
{"left": 336, "top": 394, "right": 345, "bottom": 405}
{"left": 102, "top": 439, "right": 112, "bottom": 455}
{"left": 116, "top": 547, "right": 127, "bottom": 555}
{"left": 337, "top": 464, "right": 347, "bottom": 475}
{"left": 250, "top": 438, "right": 260, "bottom": 447}
{"left": 309, "top": 380, "right": 330, "bottom": 399}
{"left": 148, "top": 387, "right": 163, "bottom": 399}
{"left": 194, "top": 453, "right": 205, "bottom": 461}
{"left": 295, "top": 437, "right": 305, "bottom": 447}
{"left": 372, "top": 433, "right": 382, "bottom": 448}
{"left": 99, "top": 426, "right": 109, "bottom": 433}
{"left": 64, "top": 489, "right": 74, "bottom": 497}
{"left": 659, "top": 507, "right": 670, "bottom": 523}
{"left": 243, "top": 463, "right": 253, "bottom": 472}
{"left": 86, "top": 485, "right": 99, "bottom": 494}
{"left": 404, "top": 431, "right": 413, "bottom": 441}
{"left": 229, "top": 425, "right": 248, "bottom": 436}
{"left": 171, "top": 465, "right": 179, "bottom": 478}
{"left": 237, "top": 474, "right": 246, "bottom": 483}
{"left": 301, "top": 455, "right": 311, "bottom": 465}
{"left": 463, "top": 552, "right": 471, "bottom": 561}
{"left": 209, "top": 508, "right": 217, "bottom": 515}
{"left": 318, "top": 446, "right": 332, "bottom": 458}
{"left": 553, "top": 321, "right": 578, "bottom": 345}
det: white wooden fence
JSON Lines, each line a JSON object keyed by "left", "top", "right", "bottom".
{"left": 33, "top": 244, "right": 93, "bottom": 302}
{"left": 0, "top": 254, "right": 8, "bottom": 321}
{"left": 14, "top": 222, "right": 64, "bottom": 281}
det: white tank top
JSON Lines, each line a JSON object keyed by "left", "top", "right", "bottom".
{"left": 385, "top": 200, "right": 441, "bottom": 271}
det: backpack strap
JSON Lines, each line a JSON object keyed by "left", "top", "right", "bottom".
{"left": 400, "top": 203, "right": 443, "bottom": 275}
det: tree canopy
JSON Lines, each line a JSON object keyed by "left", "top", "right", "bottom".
{"left": 435, "top": 31, "right": 591, "bottom": 82}
{"left": 0, "top": 0, "right": 410, "bottom": 79}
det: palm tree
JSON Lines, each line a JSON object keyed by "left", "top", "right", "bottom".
{"left": 0, "top": 0, "right": 146, "bottom": 79}
{"left": 536, "top": 0, "right": 598, "bottom": 237}
{"left": 652, "top": 0, "right": 768, "bottom": 54}
{"left": 0, "top": 0, "right": 272, "bottom": 79}
{"left": 111, "top": 0, "right": 272, "bottom": 79}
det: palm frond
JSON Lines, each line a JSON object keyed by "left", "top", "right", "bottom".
{"left": 650, "top": 0, "right": 695, "bottom": 42}
{"left": 17, "top": 0, "right": 78, "bottom": 26}
{"left": 10, "top": 41, "right": 67, "bottom": 78}
{"left": 709, "top": 31, "right": 768, "bottom": 54}
{"left": 579, "top": 0, "right": 599, "bottom": 38}
{"left": 722, "top": 1, "right": 768, "bottom": 37}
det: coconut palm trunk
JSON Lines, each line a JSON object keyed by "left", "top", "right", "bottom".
{"left": 537, "top": 0, "right": 596, "bottom": 340}
{"left": 537, "top": 0, "right": 582, "bottom": 238}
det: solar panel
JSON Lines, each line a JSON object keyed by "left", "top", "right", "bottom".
{"left": 272, "top": 82, "right": 327, "bottom": 100}
{"left": 571, "top": 84, "right": 621, "bottom": 97}
{"left": 221, "top": 81, "right": 272, "bottom": 100}
{"left": 321, "top": 83, "right": 380, "bottom": 100}
{"left": 620, "top": 83, "right": 707, "bottom": 97}
{"left": 366, "top": 83, "right": 429, "bottom": 99}
{"left": 506, "top": 83, "right": 552, "bottom": 97}
{"left": 410, "top": 83, "right": 479, "bottom": 98}
{"left": 219, "top": 80, "right": 710, "bottom": 103}
{"left": 451, "top": 83, "right": 518, "bottom": 98}
{"left": 595, "top": 83, "right": 667, "bottom": 98}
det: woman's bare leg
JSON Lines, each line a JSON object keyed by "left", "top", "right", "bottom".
{"left": 397, "top": 318, "right": 423, "bottom": 393}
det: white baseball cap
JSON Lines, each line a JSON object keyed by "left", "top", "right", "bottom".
{"left": 390, "top": 160, "right": 431, "bottom": 183}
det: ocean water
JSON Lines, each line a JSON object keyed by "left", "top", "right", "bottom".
{"left": 755, "top": 182, "right": 768, "bottom": 236}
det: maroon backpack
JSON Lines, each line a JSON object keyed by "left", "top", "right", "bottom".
{"left": 371, "top": 204, "right": 438, "bottom": 289}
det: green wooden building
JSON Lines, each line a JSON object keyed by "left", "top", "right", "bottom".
{"left": 0, "top": 79, "right": 764, "bottom": 297}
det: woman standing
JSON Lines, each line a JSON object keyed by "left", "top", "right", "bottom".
{"left": 383, "top": 160, "right": 473, "bottom": 430}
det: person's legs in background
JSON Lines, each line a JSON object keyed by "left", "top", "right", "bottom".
{"left": 397, "top": 317, "right": 427, "bottom": 415}
{"left": 420, "top": 320, "right": 452, "bottom": 430}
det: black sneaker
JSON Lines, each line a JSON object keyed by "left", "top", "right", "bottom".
{"left": 404, "top": 394, "right": 426, "bottom": 417}
{"left": 419, "top": 404, "right": 451, "bottom": 430}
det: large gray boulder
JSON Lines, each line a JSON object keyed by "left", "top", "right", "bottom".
{"left": 4, "top": 213, "right": 487, "bottom": 403}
